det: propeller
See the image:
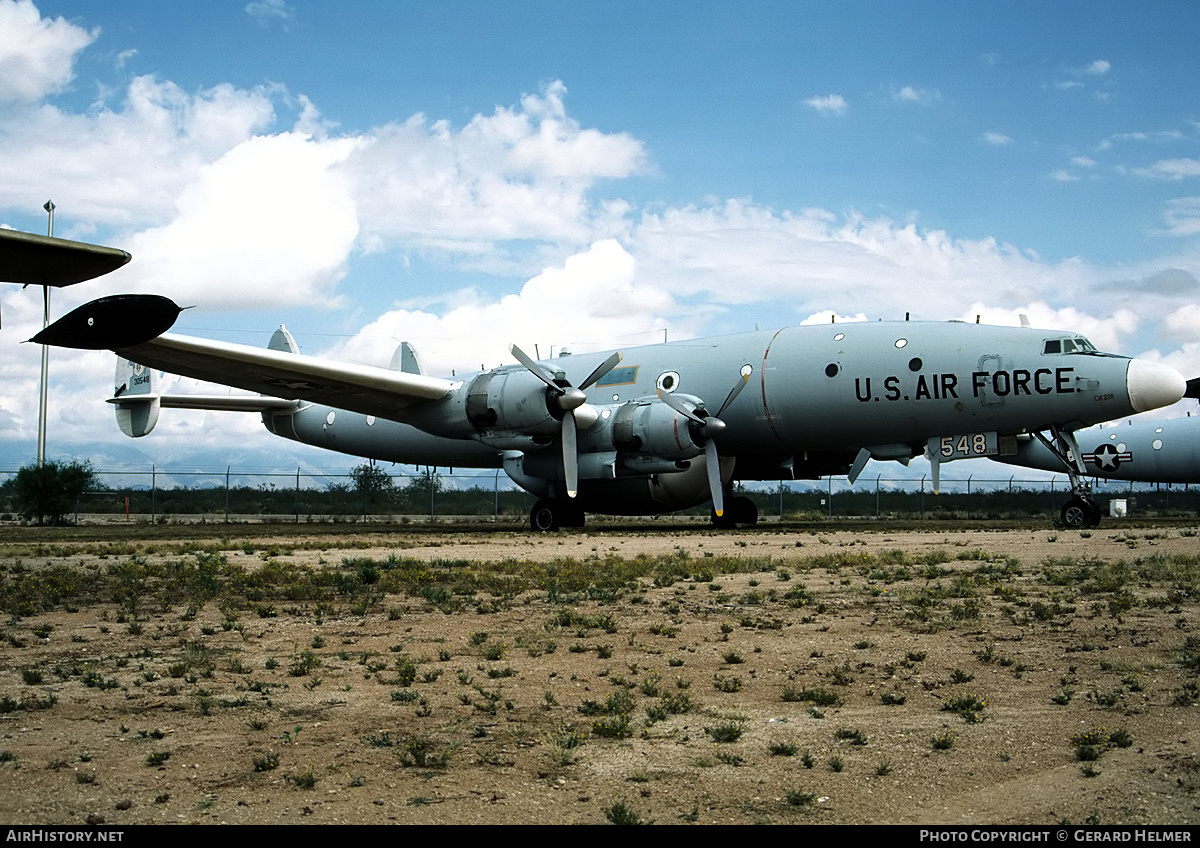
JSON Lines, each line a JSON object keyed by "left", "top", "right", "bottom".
{"left": 656, "top": 365, "right": 752, "bottom": 517}
{"left": 509, "top": 344, "right": 623, "bottom": 498}
{"left": 1186, "top": 377, "right": 1200, "bottom": 400}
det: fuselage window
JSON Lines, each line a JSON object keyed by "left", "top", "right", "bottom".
{"left": 656, "top": 371, "right": 681, "bottom": 393}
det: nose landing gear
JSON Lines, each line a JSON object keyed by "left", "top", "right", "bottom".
{"left": 1035, "top": 425, "right": 1102, "bottom": 528}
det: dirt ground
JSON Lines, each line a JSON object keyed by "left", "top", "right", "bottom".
{"left": 0, "top": 521, "right": 1198, "bottom": 825}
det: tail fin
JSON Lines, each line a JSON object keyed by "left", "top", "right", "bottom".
{"left": 389, "top": 341, "right": 426, "bottom": 375}
{"left": 111, "top": 358, "right": 160, "bottom": 437}
{"left": 268, "top": 325, "right": 299, "bottom": 354}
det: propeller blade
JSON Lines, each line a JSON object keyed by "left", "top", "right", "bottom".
{"left": 1186, "top": 377, "right": 1200, "bottom": 400}
{"left": 715, "top": 370, "right": 751, "bottom": 417}
{"left": 579, "top": 351, "right": 623, "bottom": 390}
{"left": 706, "top": 438, "right": 724, "bottom": 517}
{"left": 656, "top": 387, "right": 705, "bottom": 425}
{"left": 508, "top": 344, "right": 561, "bottom": 394}
{"left": 562, "top": 411, "right": 578, "bottom": 498}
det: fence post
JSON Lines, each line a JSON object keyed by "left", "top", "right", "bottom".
{"left": 876, "top": 475, "right": 881, "bottom": 518}
{"left": 151, "top": 464, "right": 156, "bottom": 523}
{"left": 920, "top": 475, "right": 925, "bottom": 519}
{"left": 827, "top": 476, "right": 832, "bottom": 518}
{"left": 494, "top": 468, "right": 500, "bottom": 522}
{"left": 295, "top": 467, "right": 300, "bottom": 523}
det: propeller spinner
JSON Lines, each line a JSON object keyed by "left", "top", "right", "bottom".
{"left": 509, "top": 344, "right": 623, "bottom": 498}
{"left": 656, "top": 365, "right": 752, "bottom": 517}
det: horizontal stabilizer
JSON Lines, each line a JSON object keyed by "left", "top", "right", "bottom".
{"left": 31, "top": 294, "right": 181, "bottom": 349}
{"left": 156, "top": 395, "right": 299, "bottom": 413}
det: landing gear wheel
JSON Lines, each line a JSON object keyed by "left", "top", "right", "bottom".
{"left": 729, "top": 496, "right": 758, "bottom": 527}
{"left": 710, "top": 508, "right": 736, "bottom": 529}
{"left": 530, "top": 499, "right": 585, "bottom": 532}
{"left": 530, "top": 499, "right": 560, "bottom": 532}
{"left": 1061, "top": 497, "right": 1100, "bottom": 529}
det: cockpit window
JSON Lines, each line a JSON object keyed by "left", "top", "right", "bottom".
{"left": 1043, "top": 336, "right": 1096, "bottom": 355}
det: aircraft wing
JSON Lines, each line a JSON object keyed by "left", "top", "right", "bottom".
{"left": 118, "top": 333, "right": 456, "bottom": 420}
{"left": 0, "top": 228, "right": 131, "bottom": 286}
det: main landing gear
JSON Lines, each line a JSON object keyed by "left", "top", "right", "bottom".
{"left": 1035, "top": 425, "right": 1102, "bottom": 529}
{"left": 711, "top": 495, "right": 758, "bottom": 529}
{"left": 529, "top": 498, "right": 585, "bottom": 532}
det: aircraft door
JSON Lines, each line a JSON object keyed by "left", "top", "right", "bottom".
{"left": 976, "top": 354, "right": 1005, "bottom": 408}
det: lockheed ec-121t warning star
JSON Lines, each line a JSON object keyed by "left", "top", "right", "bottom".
{"left": 32, "top": 291, "right": 1189, "bottom": 531}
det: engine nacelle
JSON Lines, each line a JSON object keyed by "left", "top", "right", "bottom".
{"left": 594, "top": 397, "right": 707, "bottom": 466}
{"left": 464, "top": 368, "right": 563, "bottom": 435}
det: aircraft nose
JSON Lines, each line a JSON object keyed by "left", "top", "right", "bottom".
{"left": 1127, "top": 359, "right": 1186, "bottom": 413}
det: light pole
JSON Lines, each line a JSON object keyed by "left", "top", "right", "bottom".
{"left": 36, "top": 200, "right": 54, "bottom": 467}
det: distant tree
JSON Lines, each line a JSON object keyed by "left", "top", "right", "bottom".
{"left": 350, "top": 462, "right": 395, "bottom": 515}
{"left": 350, "top": 462, "right": 395, "bottom": 495}
{"left": 400, "top": 469, "right": 444, "bottom": 514}
{"left": 12, "top": 460, "right": 98, "bottom": 525}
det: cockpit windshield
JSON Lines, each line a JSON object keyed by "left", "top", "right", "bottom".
{"left": 1043, "top": 336, "right": 1097, "bottom": 355}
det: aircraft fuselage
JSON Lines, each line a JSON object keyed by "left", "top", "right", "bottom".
{"left": 261, "top": 321, "right": 1173, "bottom": 510}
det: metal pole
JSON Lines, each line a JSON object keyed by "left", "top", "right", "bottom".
{"left": 225, "top": 466, "right": 230, "bottom": 523}
{"left": 151, "top": 464, "right": 156, "bottom": 523}
{"left": 295, "top": 467, "right": 300, "bottom": 523}
{"left": 36, "top": 200, "right": 54, "bottom": 467}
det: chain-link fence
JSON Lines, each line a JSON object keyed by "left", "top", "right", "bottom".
{"left": 3, "top": 464, "right": 1197, "bottom": 524}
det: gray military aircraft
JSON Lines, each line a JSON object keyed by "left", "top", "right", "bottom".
{"left": 990, "top": 412, "right": 1200, "bottom": 527}
{"left": 32, "top": 293, "right": 1188, "bottom": 530}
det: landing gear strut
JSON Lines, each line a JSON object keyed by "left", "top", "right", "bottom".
{"left": 1035, "top": 425, "right": 1102, "bottom": 528}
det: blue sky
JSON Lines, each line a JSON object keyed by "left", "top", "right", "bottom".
{"left": 2, "top": 0, "right": 1199, "bottom": 480}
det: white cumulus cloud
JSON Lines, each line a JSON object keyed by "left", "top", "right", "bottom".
{"left": 330, "top": 239, "right": 676, "bottom": 377}
{"left": 0, "top": 0, "right": 96, "bottom": 104}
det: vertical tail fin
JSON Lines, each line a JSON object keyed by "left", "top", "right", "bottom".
{"left": 112, "top": 358, "right": 160, "bottom": 437}
{"left": 389, "top": 340, "right": 426, "bottom": 375}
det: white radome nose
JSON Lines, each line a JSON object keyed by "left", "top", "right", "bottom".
{"left": 1127, "top": 359, "right": 1186, "bottom": 413}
